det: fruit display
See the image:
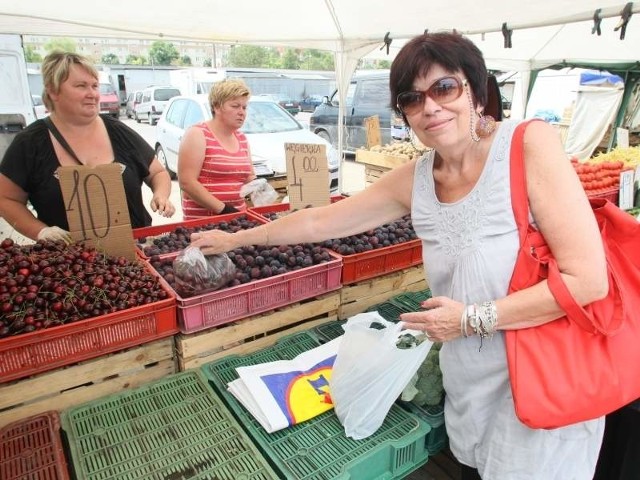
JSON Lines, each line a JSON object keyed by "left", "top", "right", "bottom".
{"left": 136, "top": 214, "right": 263, "bottom": 257}
{"left": 0, "top": 238, "right": 169, "bottom": 338}
{"left": 361, "top": 142, "right": 427, "bottom": 161}
{"left": 570, "top": 157, "right": 624, "bottom": 195}
{"left": 150, "top": 243, "right": 335, "bottom": 297}
{"left": 590, "top": 146, "right": 640, "bottom": 169}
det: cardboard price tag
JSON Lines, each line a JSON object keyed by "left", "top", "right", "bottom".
{"left": 57, "top": 163, "right": 136, "bottom": 260}
{"left": 364, "top": 115, "right": 381, "bottom": 149}
{"left": 285, "top": 143, "right": 330, "bottom": 211}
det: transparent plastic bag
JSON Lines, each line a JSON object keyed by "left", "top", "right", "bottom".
{"left": 172, "top": 246, "right": 236, "bottom": 297}
{"left": 329, "top": 313, "right": 432, "bottom": 439}
{"left": 240, "top": 178, "right": 279, "bottom": 206}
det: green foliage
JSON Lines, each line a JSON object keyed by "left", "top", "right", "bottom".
{"left": 23, "top": 45, "right": 42, "bottom": 63}
{"left": 44, "top": 37, "right": 77, "bottom": 54}
{"left": 227, "top": 44, "right": 272, "bottom": 68}
{"left": 125, "top": 54, "right": 147, "bottom": 65}
{"left": 281, "top": 48, "right": 300, "bottom": 70}
{"left": 202, "top": 58, "right": 212, "bottom": 67}
{"left": 149, "top": 40, "right": 179, "bottom": 66}
{"left": 101, "top": 53, "right": 120, "bottom": 65}
{"left": 300, "top": 49, "right": 334, "bottom": 70}
{"left": 176, "top": 55, "right": 192, "bottom": 66}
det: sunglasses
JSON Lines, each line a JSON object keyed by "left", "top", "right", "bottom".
{"left": 396, "top": 76, "right": 467, "bottom": 115}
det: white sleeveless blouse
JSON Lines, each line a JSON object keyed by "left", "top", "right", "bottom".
{"left": 411, "top": 120, "right": 604, "bottom": 479}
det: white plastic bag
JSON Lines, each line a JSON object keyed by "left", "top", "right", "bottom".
{"left": 240, "top": 178, "right": 279, "bottom": 206}
{"left": 329, "top": 312, "right": 432, "bottom": 439}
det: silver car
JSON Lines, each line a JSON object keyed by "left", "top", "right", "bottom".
{"left": 155, "top": 95, "right": 340, "bottom": 193}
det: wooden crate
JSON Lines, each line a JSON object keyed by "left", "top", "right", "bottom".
{"left": 0, "top": 338, "right": 176, "bottom": 427}
{"left": 338, "top": 265, "right": 428, "bottom": 319}
{"left": 356, "top": 149, "right": 413, "bottom": 186}
{"left": 176, "top": 291, "right": 340, "bottom": 371}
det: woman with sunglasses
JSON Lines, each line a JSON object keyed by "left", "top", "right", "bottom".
{"left": 190, "top": 32, "right": 606, "bottom": 479}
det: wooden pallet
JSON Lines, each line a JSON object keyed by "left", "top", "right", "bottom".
{"left": 338, "top": 265, "right": 428, "bottom": 319}
{"left": 176, "top": 291, "right": 340, "bottom": 371}
{"left": 0, "top": 337, "right": 176, "bottom": 427}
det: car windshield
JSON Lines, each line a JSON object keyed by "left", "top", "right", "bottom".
{"left": 99, "top": 84, "right": 116, "bottom": 95}
{"left": 154, "top": 88, "right": 181, "bottom": 101}
{"left": 242, "top": 101, "right": 302, "bottom": 134}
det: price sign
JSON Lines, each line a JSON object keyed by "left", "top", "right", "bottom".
{"left": 364, "top": 115, "right": 381, "bottom": 149}
{"left": 57, "top": 163, "right": 136, "bottom": 260}
{"left": 616, "top": 127, "right": 629, "bottom": 149}
{"left": 285, "top": 143, "right": 330, "bottom": 211}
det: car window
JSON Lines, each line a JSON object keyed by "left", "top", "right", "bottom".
{"left": 143, "top": 92, "right": 151, "bottom": 102}
{"left": 183, "top": 100, "right": 206, "bottom": 129}
{"left": 242, "top": 102, "right": 301, "bottom": 134}
{"left": 99, "top": 84, "right": 116, "bottom": 95}
{"left": 135, "top": 91, "right": 143, "bottom": 102}
{"left": 165, "top": 99, "right": 189, "bottom": 128}
{"left": 154, "top": 88, "right": 181, "bottom": 101}
{"left": 331, "top": 82, "right": 356, "bottom": 107}
{"left": 32, "top": 95, "right": 43, "bottom": 106}
{"left": 356, "top": 79, "right": 389, "bottom": 107}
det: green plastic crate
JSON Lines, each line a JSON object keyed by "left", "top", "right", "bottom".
{"left": 366, "top": 301, "right": 406, "bottom": 322}
{"left": 389, "top": 289, "right": 432, "bottom": 312}
{"left": 398, "top": 401, "right": 447, "bottom": 455}
{"left": 312, "top": 320, "right": 346, "bottom": 343}
{"left": 201, "top": 331, "right": 431, "bottom": 480}
{"left": 61, "top": 370, "right": 280, "bottom": 480}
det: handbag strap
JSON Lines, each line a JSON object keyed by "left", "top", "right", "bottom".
{"left": 509, "top": 120, "right": 603, "bottom": 334}
{"left": 44, "top": 117, "right": 83, "bottom": 165}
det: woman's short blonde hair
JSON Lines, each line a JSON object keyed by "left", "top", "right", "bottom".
{"left": 42, "top": 51, "right": 99, "bottom": 111}
{"left": 208, "top": 78, "right": 251, "bottom": 114}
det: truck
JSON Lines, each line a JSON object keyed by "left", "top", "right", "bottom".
{"left": 0, "top": 34, "right": 36, "bottom": 161}
{"left": 168, "top": 68, "right": 226, "bottom": 96}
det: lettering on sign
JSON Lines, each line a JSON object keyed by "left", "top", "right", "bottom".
{"left": 57, "top": 163, "right": 136, "bottom": 260}
{"left": 285, "top": 143, "right": 330, "bottom": 211}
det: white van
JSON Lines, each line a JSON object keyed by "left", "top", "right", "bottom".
{"left": 0, "top": 34, "right": 36, "bottom": 161}
{"left": 135, "top": 86, "right": 181, "bottom": 125}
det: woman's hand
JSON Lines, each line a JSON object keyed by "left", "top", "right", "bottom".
{"left": 399, "top": 296, "right": 465, "bottom": 342}
{"left": 150, "top": 195, "right": 176, "bottom": 217}
{"left": 190, "top": 229, "right": 237, "bottom": 255}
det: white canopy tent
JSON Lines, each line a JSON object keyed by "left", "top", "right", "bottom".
{"left": 1, "top": 0, "right": 639, "bottom": 163}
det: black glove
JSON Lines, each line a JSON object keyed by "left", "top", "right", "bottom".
{"left": 219, "top": 203, "right": 239, "bottom": 215}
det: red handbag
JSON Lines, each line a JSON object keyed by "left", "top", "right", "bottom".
{"left": 506, "top": 120, "right": 640, "bottom": 429}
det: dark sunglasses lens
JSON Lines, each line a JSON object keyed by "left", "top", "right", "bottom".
{"left": 398, "top": 91, "right": 425, "bottom": 113}
{"left": 430, "top": 77, "right": 462, "bottom": 103}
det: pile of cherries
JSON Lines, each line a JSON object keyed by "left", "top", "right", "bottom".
{"left": 0, "top": 238, "right": 168, "bottom": 338}
{"left": 137, "top": 215, "right": 263, "bottom": 257}
{"left": 150, "top": 243, "right": 334, "bottom": 298}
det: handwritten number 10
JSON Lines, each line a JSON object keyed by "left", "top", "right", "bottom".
{"left": 66, "top": 170, "right": 111, "bottom": 240}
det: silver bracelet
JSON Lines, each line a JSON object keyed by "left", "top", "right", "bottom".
{"left": 476, "top": 301, "right": 498, "bottom": 338}
{"left": 461, "top": 304, "right": 475, "bottom": 338}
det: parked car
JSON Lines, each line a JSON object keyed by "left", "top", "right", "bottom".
{"left": 99, "top": 82, "right": 120, "bottom": 118}
{"left": 258, "top": 94, "right": 301, "bottom": 115}
{"left": 155, "top": 94, "right": 340, "bottom": 193}
{"left": 136, "top": 86, "right": 181, "bottom": 125}
{"left": 299, "top": 94, "right": 324, "bottom": 113}
{"left": 31, "top": 94, "right": 48, "bottom": 119}
{"left": 125, "top": 90, "right": 143, "bottom": 119}
{"left": 309, "top": 71, "right": 393, "bottom": 152}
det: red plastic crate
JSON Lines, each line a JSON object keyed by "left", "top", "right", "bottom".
{"left": 340, "top": 239, "right": 423, "bottom": 284}
{"left": 587, "top": 187, "right": 619, "bottom": 205}
{"left": 150, "top": 251, "right": 342, "bottom": 333}
{"left": 132, "top": 211, "right": 267, "bottom": 259}
{"left": 248, "top": 194, "right": 347, "bottom": 219}
{"left": 0, "top": 262, "right": 177, "bottom": 383}
{"left": 0, "top": 411, "right": 69, "bottom": 480}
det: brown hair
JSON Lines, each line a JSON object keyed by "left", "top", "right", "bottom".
{"left": 208, "top": 78, "right": 251, "bottom": 114}
{"left": 41, "top": 51, "right": 99, "bottom": 111}
{"left": 390, "top": 32, "right": 488, "bottom": 119}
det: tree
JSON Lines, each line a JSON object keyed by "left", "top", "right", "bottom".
{"left": 202, "top": 58, "right": 212, "bottom": 67}
{"left": 176, "top": 55, "right": 192, "bottom": 66}
{"left": 281, "top": 48, "right": 300, "bottom": 70}
{"left": 300, "top": 49, "right": 334, "bottom": 70}
{"left": 44, "top": 37, "right": 77, "bottom": 54}
{"left": 125, "top": 54, "right": 147, "bottom": 65}
{"left": 148, "top": 41, "right": 179, "bottom": 66}
{"left": 23, "top": 45, "right": 42, "bottom": 63}
{"left": 227, "top": 45, "right": 272, "bottom": 68}
{"left": 101, "top": 53, "right": 120, "bottom": 65}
